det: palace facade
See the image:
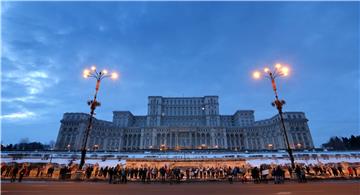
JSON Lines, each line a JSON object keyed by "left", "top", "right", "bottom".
{"left": 55, "top": 96, "right": 314, "bottom": 151}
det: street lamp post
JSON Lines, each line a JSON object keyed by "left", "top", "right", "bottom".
{"left": 79, "top": 66, "right": 118, "bottom": 170}
{"left": 253, "top": 63, "right": 295, "bottom": 169}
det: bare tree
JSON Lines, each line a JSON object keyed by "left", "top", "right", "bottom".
{"left": 49, "top": 140, "right": 56, "bottom": 149}
{"left": 19, "top": 137, "right": 30, "bottom": 144}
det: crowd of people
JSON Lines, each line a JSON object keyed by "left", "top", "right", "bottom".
{"left": 1, "top": 162, "right": 358, "bottom": 184}
{"left": 1, "top": 163, "right": 56, "bottom": 182}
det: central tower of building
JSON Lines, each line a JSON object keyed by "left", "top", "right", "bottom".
{"left": 145, "top": 96, "right": 220, "bottom": 127}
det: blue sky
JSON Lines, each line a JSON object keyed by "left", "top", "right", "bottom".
{"left": 1, "top": 2, "right": 359, "bottom": 147}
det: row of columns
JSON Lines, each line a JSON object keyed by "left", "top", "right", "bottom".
{"left": 143, "top": 131, "right": 232, "bottom": 149}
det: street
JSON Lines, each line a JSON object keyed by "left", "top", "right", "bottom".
{"left": 2, "top": 181, "right": 359, "bottom": 195}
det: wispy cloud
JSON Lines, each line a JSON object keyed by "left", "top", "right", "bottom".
{"left": 1, "top": 10, "right": 61, "bottom": 122}
{"left": 1, "top": 96, "right": 36, "bottom": 103}
{"left": 2, "top": 70, "right": 58, "bottom": 95}
{"left": 0, "top": 111, "right": 36, "bottom": 120}
{"left": 1, "top": 95, "right": 58, "bottom": 105}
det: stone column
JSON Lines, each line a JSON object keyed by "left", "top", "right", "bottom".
{"left": 194, "top": 132, "right": 198, "bottom": 147}
{"left": 223, "top": 129, "right": 228, "bottom": 149}
{"left": 134, "top": 134, "right": 138, "bottom": 149}
{"left": 175, "top": 132, "right": 178, "bottom": 147}
{"left": 118, "top": 134, "right": 123, "bottom": 151}
{"left": 103, "top": 136, "right": 108, "bottom": 151}
{"left": 210, "top": 129, "right": 215, "bottom": 147}
{"left": 140, "top": 129, "right": 144, "bottom": 149}
{"left": 244, "top": 135, "right": 249, "bottom": 149}
{"left": 152, "top": 130, "right": 156, "bottom": 147}
{"left": 189, "top": 131, "right": 192, "bottom": 147}
{"left": 128, "top": 134, "right": 132, "bottom": 150}
{"left": 170, "top": 132, "right": 173, "bottom": 148}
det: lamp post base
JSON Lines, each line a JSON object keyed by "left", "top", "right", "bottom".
{"left": 79, "top": 149, "right": 86, "bottom": 170}
{"left": 74, "top": 170, "right": 84, "bottom": 181}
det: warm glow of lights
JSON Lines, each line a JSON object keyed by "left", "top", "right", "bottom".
{"left": 111, "top": 72, "right": 118, "bottom": 79}
{"left": 264, "top": 67, "right": 270, "bottom": 73}
{"left": 91, "top": 65, "right": 96, "bottom": 71}
{"left": 281, "top": 67, "right": 289, "bottom": 76}
{"left": 102, "top": 69, "right": 108, "bottom": 75}
{"left": 83, "top": 69, "right": 90, "bottom": 78}
{"left": 275, "top": 63, "right": 282, "bottom": 69}
{"left": 253, "top": 71, "right": 261, "bottom": 79}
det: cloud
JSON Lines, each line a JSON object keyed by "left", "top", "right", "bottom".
{"left": 3, "top": 70, "right": 57, "bottom": 95}
{"left": 1, "top": 95, "right": 58, "bottom": 105}
{"left": 1, "top": 96, "right": 36, "bottom": 103}
{"left": 0, "top": 111, "right": 36, "bottom": 120}
{"left": 1, "top": 34, "right": 60, "bottom": 122}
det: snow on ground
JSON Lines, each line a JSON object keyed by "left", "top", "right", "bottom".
{"left": 2, "top": 151, "right": 359, "bottom": 167}
{"left": 1, "top": 158, "right": 126, "bottom": 167}
{"left": 3, "top": 157, "right": 359, "bottom": 167}
{"left": 2, "top": 157, "right": 359, "bottom": 167}
{"left": 245, "top": 158, "right": 360, "bottom": 167}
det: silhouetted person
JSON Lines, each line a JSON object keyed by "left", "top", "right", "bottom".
{"left": 108, "top": 167, "right": 114, "bottom": 184}
{"left": 18, "top": 168, "right": 25, "bottom": 182}
{"left": 11, "top": 165, "right": 19, "bottom": 183}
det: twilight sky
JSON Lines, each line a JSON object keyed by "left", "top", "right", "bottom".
{"left": 1, "top": 2, "right": 359, "bottom": 147}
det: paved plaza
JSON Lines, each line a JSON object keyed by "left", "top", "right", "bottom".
{"left": 2, "top": 181, "right": 360, "bottom": 195}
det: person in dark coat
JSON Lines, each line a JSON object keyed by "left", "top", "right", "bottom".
{"left": 11, "top": 165, "right": 19, "bottom": 183}
{"left": 103, "top": 166, "right": 108, "bottom": 178}
{"left": 337, "top": 165, "right": 344, "bottom": 176}
{"left": 295, "top": 165, "right": 301, "bottom": 182}
{"left": 47, "top": 166, "right": 54, "bottom": 177}
{"left": 227, "top": 167, "right": 233, "bottom": 184}
{"left": 142, "top": 167, "right": 147, "bottom": 183}
{"left": 18, "top": 168, "right": 25, "bottom": 182}
{"left": 108, "top": 167, "right": 114, "bottom": 184}
{"left": 331, "top": 166, "right": 338, "bottom": 177}
{"left": 5, "top": 166, "right": 12, "bottom": 177}
{"left": 121, "top": 167, "right": 127, "bottom": 184}
{"left": 274, "top": 166, "right": 284, "bottom": 184}
{"left": 59, "top": 167, "right": 64, "bottom": 180}
{"left": 160, "top": 167, "right": 166, "bottom": 182}
{"left": 86, "top": 166, "right": 92, "bottom": 179}
{"left": 251, "top": 167, "right": 260, "bottom": 184}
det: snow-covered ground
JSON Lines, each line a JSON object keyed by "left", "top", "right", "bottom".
{"left": 2, "top": 150, "right": 359, "bottom": 167}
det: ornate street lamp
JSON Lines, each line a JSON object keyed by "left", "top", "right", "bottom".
{"left": 253, "top": 63, "right": 295, "bottom": 169}
{"left": 79, "top": 65, "right": 118, "bottom": 169}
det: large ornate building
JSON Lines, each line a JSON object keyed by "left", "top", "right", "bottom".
{"left": 55, "top": 96, "right": 314, "bottom": 151}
